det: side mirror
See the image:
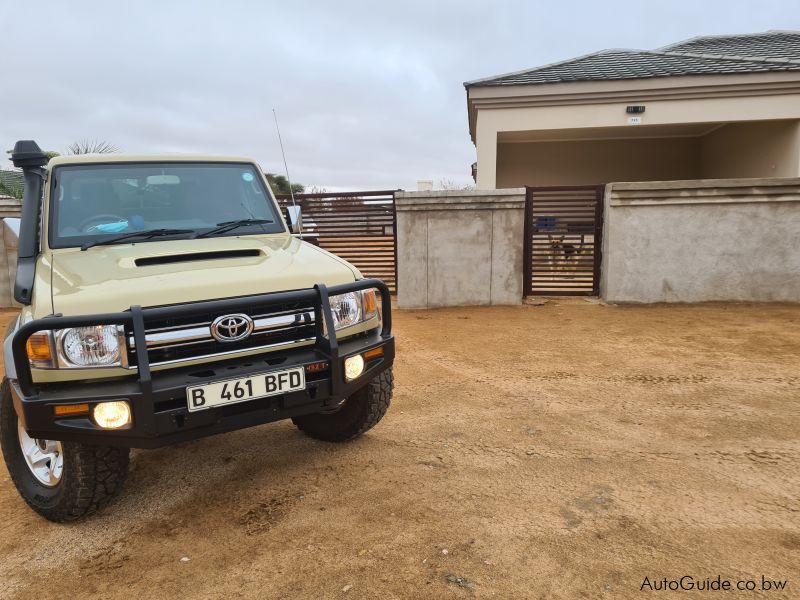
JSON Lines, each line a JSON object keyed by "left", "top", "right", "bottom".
{"left": 284, "top": 205, "right": 302, "bottom": 234}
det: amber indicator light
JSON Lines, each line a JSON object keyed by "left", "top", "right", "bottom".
{"left": 363, "top": 347, "right": 384, "bottom": 361}
{"left": 53, "top": 403, "right": 90, "bottom": 417}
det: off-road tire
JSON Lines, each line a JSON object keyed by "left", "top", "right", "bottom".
{"left": 293, "top": 368, "right": 393, "bottom": 442}
{"left": 0, "top": 378, "right": 130, "bottom": 522}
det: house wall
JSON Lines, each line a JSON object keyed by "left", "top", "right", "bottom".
{"left": 496, "top": 137, "right": 701, "bottom": 188}
{"left": 601, "top": 178, "right": 800, "bottom": 303}
{"left": 470, "top": 73, "right": 800, "bottom": 189}
{"left": 395, "top": 190, "right": 525, "bottom": 308}
{"left": 701, "top": 120, "right": 800, "bottom": 179}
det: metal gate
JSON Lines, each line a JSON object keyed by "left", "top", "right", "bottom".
{"left": 276, "top": 190, "right": 398, "bottom": 293}
{"left": 523, "top": 185, "right": 604, "bottom": 296}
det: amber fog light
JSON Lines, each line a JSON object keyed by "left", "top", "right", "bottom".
{"left": 93, "top": 401, "right": 132, "bottom": 429}
{"left": 344, "top": 354, "right": 365, "bottom": 381}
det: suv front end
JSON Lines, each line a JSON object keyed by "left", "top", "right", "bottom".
{"left": 9, "top": 279, "right": 394, "bottom": 448}
{"left": 0, "top": 141, "right": 395, "bottom": 522}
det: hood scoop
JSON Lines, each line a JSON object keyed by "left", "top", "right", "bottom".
{"left": 135, "top": 249, "right": 261, "bottom": 267}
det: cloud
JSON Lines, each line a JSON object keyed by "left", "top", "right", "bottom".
{"left": 1, "top": 0, "right": 798, "bottom": 190}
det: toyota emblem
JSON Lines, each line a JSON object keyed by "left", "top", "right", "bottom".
{"left": 210, "top": 314, "right": 254, "bottom": 343}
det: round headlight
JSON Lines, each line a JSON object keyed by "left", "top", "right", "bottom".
{"left": 59, "top": 326, "right": 121, "bottom": 367}
{"left": 330, "top": 292, "right": 362, "bottom": 330}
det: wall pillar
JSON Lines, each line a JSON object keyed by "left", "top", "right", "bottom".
{"left": 396, "top": 189, "right": 525, "bottom": 308}
{"left": 475, "top": 117, "right": 498, "bottom": 190}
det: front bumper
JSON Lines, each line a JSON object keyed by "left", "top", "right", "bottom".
{"left": 9, "top": 279, "right": 394, "bottom": 448}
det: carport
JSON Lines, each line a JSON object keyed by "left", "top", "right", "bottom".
{"left": 495, "top": 120, "right": 800, "bottom": 188}
{"left": 465, "top": 32, "right": 800, "bottom": 189}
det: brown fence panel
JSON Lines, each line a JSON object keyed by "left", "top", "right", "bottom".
{"left": 523, "top": 185, "right": 604, "bottom": 296}
{"left": 0, "top": 195, "right": 22, "bottom": 220}
{"left": 276, "top": 190, "right": 398, "bottom": 293}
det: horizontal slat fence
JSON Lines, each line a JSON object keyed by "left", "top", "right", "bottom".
{"left": 276, "top": 190, "right": 398, "bottom": 293}
{"left": 0, "top": 196, "right": 22, "bottom": 220}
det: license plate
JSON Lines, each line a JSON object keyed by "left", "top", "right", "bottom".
{"left": 186, "top": 367, "right": 306, "bottom": 412}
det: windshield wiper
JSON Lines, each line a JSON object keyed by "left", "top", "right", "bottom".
{"left": 192, "top": 218, "right": 274, "bottom": 239}
{"left": 81, "top": 228, "right": 196, "bottom": 251}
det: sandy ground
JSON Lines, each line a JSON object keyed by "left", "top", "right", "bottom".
{"left": 0, "top": 301, "right": 798, "bottom": 599}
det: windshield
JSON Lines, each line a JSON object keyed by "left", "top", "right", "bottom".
{"left": 49, "top": 162, "right": 285, "bottom": 248}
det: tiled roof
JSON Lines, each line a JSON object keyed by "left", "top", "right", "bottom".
{"left": 660, "top": 30, "right": 800, "bottom": 61}
{"left": 466, "top": 31, "right": 800, "bottom": 87}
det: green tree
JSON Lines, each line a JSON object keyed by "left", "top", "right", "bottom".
{"left": 264, "top": 172, "right": 304, "bottom": 195}
{"left": 2, "top": 140, "right": 117, "bottom": 199}
{"left": 2, "top": 150, "right": 57, "bottom": 199}
{"left": 0, "top": 170, "right": 24, "bottom": 199}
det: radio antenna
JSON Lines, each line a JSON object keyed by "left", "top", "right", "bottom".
{"left": 272, "top": 108, "right": 299, "bottom": 219}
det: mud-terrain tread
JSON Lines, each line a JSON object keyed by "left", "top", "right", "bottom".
{"left": 293, "top": 368, "right": 393, "bottom": 442}
{"left": 0, "top": 378, "right": 129, "bottom": 522}
{"left": 55, "top": 441, "right": 130, "bottom": 521}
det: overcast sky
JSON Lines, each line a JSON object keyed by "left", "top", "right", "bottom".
{"left": 1, "top": 0, "right": 798, "bottom": 191}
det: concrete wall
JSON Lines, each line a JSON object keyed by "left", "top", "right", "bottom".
{"left": 601, "top": 178, "right": 800, "bottom": 303}
{"left": 395, "top": 189, "right": 525, "bottom": 308}
{"left": 0, "top": 198, "right": 22, "bottom": 308}
{"left": 497, "top": 137, "right": 701, "bottom": 188}
{"left": 701, "top": 120, "right": 800, "bottom": 179}
{"left": 0, "top": 225, "right": 16, "bottom": 308}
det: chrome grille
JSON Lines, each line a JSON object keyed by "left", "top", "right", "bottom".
{"left": 127, "top": 303, "right": 316, "bottom": 367}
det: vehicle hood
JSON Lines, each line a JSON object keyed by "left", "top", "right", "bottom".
{"left": 47, "top": 235, "right": 359, "bottom": 316}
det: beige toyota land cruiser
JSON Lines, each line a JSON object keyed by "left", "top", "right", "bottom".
{"left": 0, "top": 141, "right": 394, "bottom": 521}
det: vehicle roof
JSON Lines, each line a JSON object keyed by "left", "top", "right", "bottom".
{"left": 47, "top": 153, "right": 258, "bottom": 167}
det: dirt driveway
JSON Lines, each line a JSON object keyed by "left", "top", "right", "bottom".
{"left": 0, "top": 301, "right": 798, "bottom": 599}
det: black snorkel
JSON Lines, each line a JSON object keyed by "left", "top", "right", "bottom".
{"left": 10, "top": 140, "right": 48, "bottom": 304}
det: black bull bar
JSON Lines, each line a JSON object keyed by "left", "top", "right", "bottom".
{"left": 11, "top": 279, "right": 392, "bottom": 400}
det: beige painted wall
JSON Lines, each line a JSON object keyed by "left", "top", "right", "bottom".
{"left": 494, "top": 120, "right": 800, "bottom": 188}
{"left": 496, "top": 137, "right": 702, "bottom": 187}
{"left": 471, "top": 73, "right": 800, "bottom": 188}
{"left": 701, "top": 120, "right": 800, "bottom": 178}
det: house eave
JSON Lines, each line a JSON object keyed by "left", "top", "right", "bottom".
{"left": 466, "top": 71, "right": 800, "bottom": 142}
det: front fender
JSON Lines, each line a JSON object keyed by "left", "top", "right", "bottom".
{"left": 3, "top": 315, "right": 20, "bottom": 380}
